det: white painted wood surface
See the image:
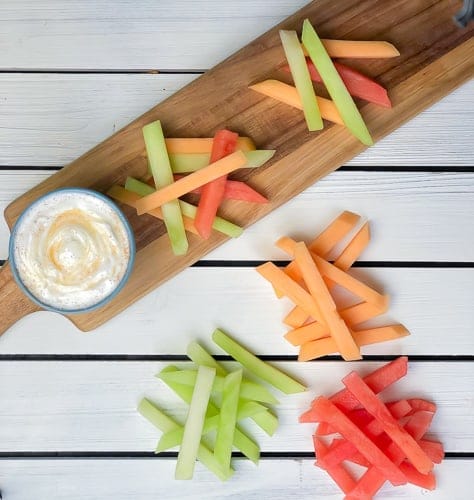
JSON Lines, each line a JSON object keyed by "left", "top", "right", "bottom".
{"left": 1, "top": 459, "right": 471, "bottom": 500}
{"left": 0, "top": 267, "right": 472, "bottom": 356}
{"left": 1, "top": 1, "right": 473, "bottom": 499}
{"left": 1, "top": 171, "right": 473, "bottom": 262}
{"left": 0, "top": 0, "right": 312, "bottom": 70}
{"left": 0, "top": 75, "right": 472, "bottom": 167}
{"left": 0, "top": 361, "right": 471, "bottom": 452}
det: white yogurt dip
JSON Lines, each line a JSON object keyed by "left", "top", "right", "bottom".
{"left": 12, "top": 189, "right": 133, "bottom": 311}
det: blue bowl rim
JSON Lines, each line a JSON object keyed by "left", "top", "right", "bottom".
{"left": 8, "top": 187, "right": 136, "bottom": 315}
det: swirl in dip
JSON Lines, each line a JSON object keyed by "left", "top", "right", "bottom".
{"left": 12, "top": 189, "right": 133, "bottom": 311}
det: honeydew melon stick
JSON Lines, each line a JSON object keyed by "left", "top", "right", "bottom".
{"left": 124, "top": 177, "right": 243, "bottom": 238}
{"left": 186, "top": 341, "right": 279, "bottom": 435}
{"left": 212, "top": 329, "right": 306, "bottom": 394}
{"left": 158, "top": 366, "right": 260, "bottom": 463}
{"left": 279, "top": 30, "right": 322, "bottom": 131}
{"left": 214, "top": 370, "right": 243, "bottom": 470}
{"left": 142, "top": 120, "right": 188, "bottom": 254}
{"left": 175, "top": 366, "right": 216, "bottom": 480}
{"left": 301, "top": 20, "right": 373, "bottom": 146}
{"left": 169, "top": 150, "right": 276, "bottom": 173}
{"left": 158, "top": 370, "right": 279, "bottom": 405}
{"left": 137, "top": 398, "right": 233, "bottom": 481}
{"left": 157, "top": 400, "right": 268, "bottom": 453}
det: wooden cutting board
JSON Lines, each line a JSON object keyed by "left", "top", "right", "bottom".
{"left": 1, "top": 0, "right": 472, "bottom": 335}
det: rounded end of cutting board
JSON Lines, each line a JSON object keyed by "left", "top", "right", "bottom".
{"left": 0, "top": 260, "right": 42, "bottom": 336}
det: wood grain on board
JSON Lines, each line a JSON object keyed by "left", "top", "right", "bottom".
{"left": 1, "top": 0, "right": 473, "bottom": 333}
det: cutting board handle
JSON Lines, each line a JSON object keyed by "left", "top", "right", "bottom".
{"left": 0, "top": 260, "right": 41, "bottom": 336}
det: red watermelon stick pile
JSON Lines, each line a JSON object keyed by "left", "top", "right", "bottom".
{"left": 300, "top": 357, "right": 444, "bottom": 498}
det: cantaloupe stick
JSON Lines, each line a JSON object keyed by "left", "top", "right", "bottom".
{"left": 156, "top": 400, "right": 266, "bottom": 452}
{"left": 249, "top": 80, "right": 344, "bottom": 125}
{"left": 302, "top": 40, "right": 400, "bottom": 59}
{"left": 309, "top": 211, "right": 362, "bottom": 257}
{"left": 302, "top": 20, "right": 373, "bottom": 145}
{"left": 280, "top": 30, "right": 323, "bottom": 131}
{"left": 278, "top": 211, "right": 362, "bottom": 294}
{"left": 275, "top": 210, "right": 361, "bottom": 298}
{"left": 320, "top": 39, "right": 400, "bottom": 58}
{"left": 283, "top": 305, "right": 311, "bottom": 328}
{"left": 214, "top": 370, "right": 242, "bottom": 471}
{"left": 284, "top": 321, "right": 329, "bottom": 346}
{"left": 186, "top": 342, "right": 278, "bottom": 436}
{"left": 339, "top": 298, "right": 390, "bottom": 325}
{"left": 164, "top": 137, "right": 255, "bottom": 154}
{"left": 124, "top": 177, "right": 243, "bottom": 238}
{"left": 175, "top": 365, "right": 216, "bottom": 480}
{"left": 107, "top": 185, "right": 199, "bottom": 236}
{"left": 158, "top": 366, "right": 260, "bottom": 463}
{"left": 169, "top": 149, "right": 275, "bottom": 173}
{"left": 212, "top": 329, "right": 306, "bottom": 394}
{"left": 298, "top": 325, "right": 409, "bottom": 361}
{"left": 135, "top": 150, "right": 248, "bottom": 214}
{"left": 333, "top": 222, "right": 370, "bottom": 271}
{"left": 310, "top": 397, "right": 407, "bottom": 486}
{"left": 277, "top": 236, "right": 387, "bottom": 310}
{"left": 294, "top": 242, "right": 361, "bottom": 361}
{"left": 286, "top": 296, "right": 389, "bottom": 336}
{"left": 137, "top": 398, "right": 233, "bottom": 481}
{"left": 143, "top": 120, "right": 188, "bottom": 255}
{"left": 256, "top": 261, "right": 325, "bottom": 324}
{"left": 158, "top": 369, "right": 279, "bottom": 404}
{"left": 342, "top": 371, "right": 433, "bottom": 474}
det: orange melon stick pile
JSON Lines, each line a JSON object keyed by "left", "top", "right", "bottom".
{"left": 300, "top": 357, "right": 444, "bottom": 498}
{"left": 256, "top": 211, "right": 409, "bottom": 361}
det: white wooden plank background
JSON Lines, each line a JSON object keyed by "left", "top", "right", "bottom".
{"left": 0, "top": 361, "right": 471, "bottom": 452}
{"left": 1, "top": 1, "right": 473, "bottom": 499}
{"left": 1, "top": 171, "right": 473, "bottom": 262}
{"left": 0, "top": 0, "right": 315, "bottom": 70}
{"left": 0, "top": 267, "right": 472, "bottom": 355}
{"left": 0, "top": 459, "right": 471, "bottom": 500}
{"left": 0, "top": 75, "right": 472, "bottom": 167}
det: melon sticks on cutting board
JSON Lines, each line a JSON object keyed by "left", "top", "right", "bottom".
{"left": 250, "top": 19, "right": 398, "bottom": 143}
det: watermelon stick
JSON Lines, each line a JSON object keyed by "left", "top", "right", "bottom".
{"left": 194, "top": 129, "right": 238, "bottom": 239}
{"left": 212, "top": 329, "right": 306, "bottom": 394}
{"left": 279, "top": 30, "right": 323, "bottom": 131}
{"left": 343, "top": 371, "right": 434, "bottom": 474}
{"left": 158, "top": 366, "right": 260, "bottom": 463}
{"left": 157, "top": 369, "right": 279, "bottom": 404}
{"left": 124, "top": 177, "right": 243, "bottom": 238}
{"left": 137, "top": 398, "right": 233, "bottom": 481}
{"left": 156, "top": 400, "right": 266, "bottom": 452}
{"left": 301, "top": 20, "right": 373, "bottom": 145}
{"left": 142, "top": 120, "right": 189, "bottom": 255}
{"left": 175, "top": 365, "right": 216, "bottom": 480}
{"left": 309, "top": 397, "right": 407, "bottom": 486}
{"left": 214, "top": 370, "right": 243, "bottom": 471}
{"left": 282, "top": 60, "right": 392, "bottom": 108}
{"left": 186, "top": 341, "right": 279, "bottom": 436}
{"left": 169, "top": 150, "right": 275, "bottom": 174}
